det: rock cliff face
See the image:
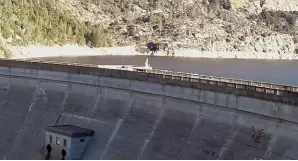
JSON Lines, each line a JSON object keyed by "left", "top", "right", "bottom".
{"left": 44, "top": 0, "right": 298, "bottom": 56}
{"left": 261, "top": 0, "right": 298, "bottom": 12}
{"left": 230, "top": 0, "right": 298, "bottom": 13}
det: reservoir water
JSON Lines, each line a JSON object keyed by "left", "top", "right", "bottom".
{"left": 38, "top": 56, "right": 298, "bottom": 86}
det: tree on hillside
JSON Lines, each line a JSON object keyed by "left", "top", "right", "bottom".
{"left": 85, "top": 28, "right": 108, "bottom": 47}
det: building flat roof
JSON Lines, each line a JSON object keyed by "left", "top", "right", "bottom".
{"left": 45, "top": 125, "right": 95, "bottom": 138}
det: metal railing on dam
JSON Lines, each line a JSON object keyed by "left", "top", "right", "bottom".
{"left": 1, "top": 59, "right": 298, "bottom": 105}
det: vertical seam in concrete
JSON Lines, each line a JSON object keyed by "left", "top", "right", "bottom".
{"left": 275, "top": 102, "right": 280, "bottom": 122}
{"left": 137, "top": 96, "right": 166, "bottom": 160}
{"left": 61, "top": 84, "right": 72, "bottom": 112}
{"left": 214, "top": 92, "right": 218, "bottom": 105}
{"left": 67, "top": 73, "right": 71, "bottom": 82}
{"left": 263, "top": 103, "right": 279, "bottom": 159}
{"left": 122, "top": 80, "right": 133, "bottom": 118}
{"left": 64, "top": 113, "right": 71, "bottom": 125}
{"left": 225, "top": 93, "right": 230, "bottom": 108}
{"left": 196, "top": 89, "right": 201, "bottom": 102}
{"left": 203, "top": 90, "right": 207, "bottom": 103}
{"left": 88, "top": 87, "right": 101, "bottom": 118}
{"left": 3, "top": 67, "right": 12, "bottom": 108}
{"left": 263, "top": 134, "right": 277, "bottom": 159}
{"left": 99, "top": 88, "right": 133, "bottom": 160}
{"left": 99, "top": 118, "right": 124, "bottom": 160}
{"left": 8, "top": 67, "right": 11, "bottom": 77}
{"left": 5, "top": 80, "right": 41, "bottom": 159}
{"left": 35, "top": 69, "right": 39, "bottom": 79}
{"left": 2, "top": 75, "right": 12, "bottom": 108}
{"left": 92, "top": 76, "right": 108, "bottom": 118}
{"left": 191, "top": 112, "right": 203, "bottom": 133}
{"left": 97, "top": 75, "right": 101, "bottom": 86}
{"left": 176, "top": 104, "right": 203, "bottom": 158}
{"left": 218, "top": 96, "right": 239, "bottom": 159}
{"left": 53, "top": 84, "right": 71, "bottom": 125}
{"left": 97, "top": 87, "right": 109, "bottom": 115}
{"left": 27, "top": 81, "right": 41, "bottom": 113}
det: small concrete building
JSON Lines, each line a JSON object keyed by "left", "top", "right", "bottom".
{"left": 44, "top": 125, "right": 95, "bottom": 160}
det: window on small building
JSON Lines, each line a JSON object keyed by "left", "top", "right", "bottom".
{"left": 63, "top": 139, "right": 67, "bottom": 147}
{"left": 80, "top": 139, "right": 85, "bottom": 142}
{"left": 56, "top": 137, "right": 60, "bottom": 145}
{"left": 49, "top": 135, "right": 52, "bottom": 143}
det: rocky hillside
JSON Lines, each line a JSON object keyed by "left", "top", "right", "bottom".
{"left": 1, "top": 0, "right": 298, "bottom": 57}
{"left": 229, "top": 0, "right": 298, "bottom": 13}
{"left": 57, "top": 0, "right": 298, "bottom": 55}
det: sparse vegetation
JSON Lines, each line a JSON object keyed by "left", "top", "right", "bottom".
{"left": 0, "top": 42, "right": 12, "bottom": 58}
{"left": 0, "top": 0, "right": 111, "bottom": 47}
{"left": 251, "top": 10, "right": 298, "bottom": 36}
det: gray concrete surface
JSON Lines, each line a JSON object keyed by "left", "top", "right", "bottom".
{"left": 0, "top": 66, "right": 297, "bottom": 159}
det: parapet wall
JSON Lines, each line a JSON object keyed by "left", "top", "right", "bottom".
{"left": 1, "top": 59, "right": 297, "bottom": 105}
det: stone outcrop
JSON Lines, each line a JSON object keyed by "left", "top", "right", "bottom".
{"left": 261, "top": 0, "right": 298, "bottom": 12}
{"left": 230, "top": 0, "right": 298, "bottom": 13}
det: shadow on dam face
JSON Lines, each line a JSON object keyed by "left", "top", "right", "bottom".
{"left": 0, "top": 68, "right": 298, "bottom": 159}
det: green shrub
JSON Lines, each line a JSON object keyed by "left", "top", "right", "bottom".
{"left": 0, "top": 42, "right": 12, "bottom": 58}
{"left": 149, "top": 14, "right": 163, "bottom": 24}
{"left": 257, "top": 10, "right": 297, "bottom": 36}
{"left": 1, "top": 24, "right": 12, "bottom": 39}
{"left": 85, "top": 28, "right": 108, "bottom": 47}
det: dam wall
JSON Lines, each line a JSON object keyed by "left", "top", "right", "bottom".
{"left": 0, "top": 60, "right": 297, "bottom": 159}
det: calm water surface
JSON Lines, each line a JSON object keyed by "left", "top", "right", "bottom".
{"left": 39, "top": 56, "right": 298, "bottom": 86}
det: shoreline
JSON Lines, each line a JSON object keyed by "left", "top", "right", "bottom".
{"left": 10, "top": 44, "right": 298, "bottom": 60}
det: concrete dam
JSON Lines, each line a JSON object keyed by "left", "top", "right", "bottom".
{"left": 0, "top": 59, "right": 298, "bottom": 159}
